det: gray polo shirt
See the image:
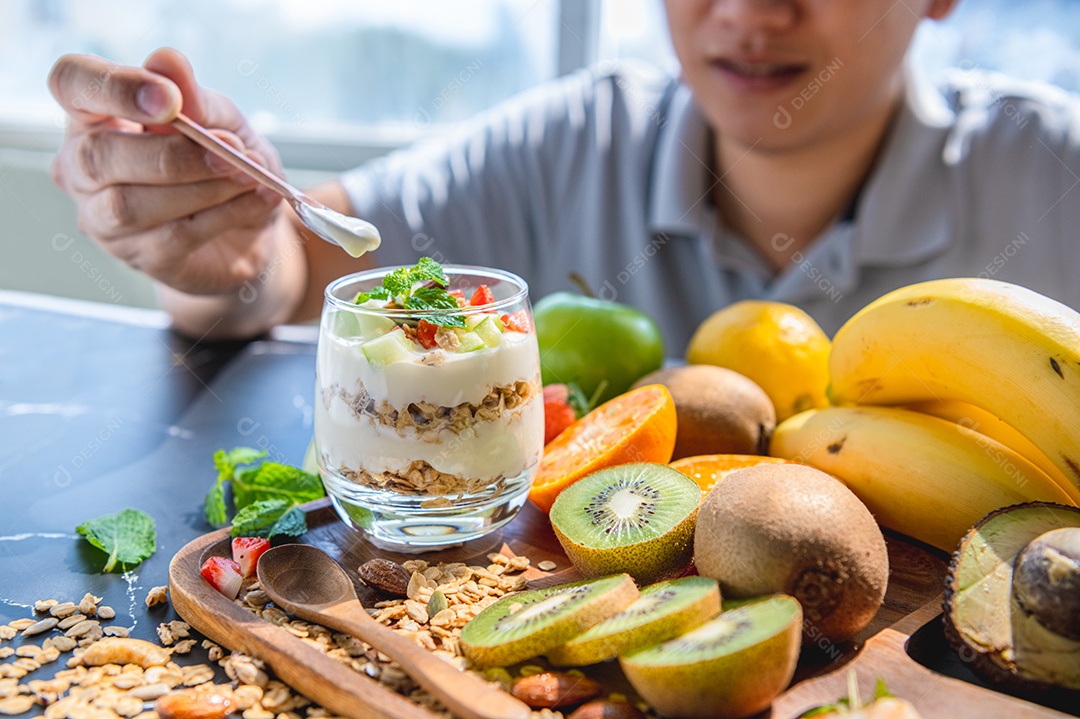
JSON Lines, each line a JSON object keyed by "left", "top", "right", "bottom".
{"left": 342, "top": 63, "right": 1080, "bottom": 354}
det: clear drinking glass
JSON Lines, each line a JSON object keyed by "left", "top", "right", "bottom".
{"left": 314, "top": 265, "right": 544, "bottom": 549}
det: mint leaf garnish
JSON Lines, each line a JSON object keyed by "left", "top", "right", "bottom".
{"left": 205, "top": 447, "right": 268, "bottom": 526}
{"left": 230, "top": 499, "right": 308, "bottom": 538}
{"left": 873, "top": 679, "right": 893, "bottom": 700}
{"left": 406, "top": 287, "right": 467, "bottom": 327}
{"left": 77, "top": 508, "right": 157, "bottom": 573}
{"left": 205, "top": 446, "right": 324, "bottom": 539}
{"left": 355, "top": 286, "right": 391, "bottom": 304}
{"left": 204, "top": 482, "right": 227, "bottom": 527}
{"left": 352, "top": 258, "right": 463, "bottom": 327}
{"left": 411, "top": 256, "right": 449, "bottom": 286}
{"left": 233, "top": 462, "right": 324, "bottom": 508}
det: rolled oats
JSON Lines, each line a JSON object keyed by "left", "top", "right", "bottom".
{"left": 45, "top": 636, "right": 78, "bottom": 652}
{"left": 96, "top": 606, "right": 116, "bottom": 621}
{"left": 0, "top": 627, "right": 14, "bottom": 641}
{"left": 34, "top": 600, "right": 59, "bottom": 614}
{"left": 66, "top": 620, "right": 100, "bottom": 638}
{"left": 21, "top": 618, "right": 58, "bottom": 637}
{"left": 58, "top": 613, "right": 89, "bottom": 630}
{"left": 49, "top": 602, "right": 78, "bottom": 619}
{"left": 0, "top": 695, "right": 37, "bottom": 715}
{"left": 78, "top": 594, "right": 103, "bottom": 617}
{"left": 180, "top": 664, "right": 215, "bottom": 687}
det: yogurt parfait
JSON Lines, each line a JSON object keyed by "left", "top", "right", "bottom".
{"left": 315, "top": 260, "right": 544, "bottom": 548}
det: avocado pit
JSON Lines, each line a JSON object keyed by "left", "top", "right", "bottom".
{"left": 1013, "top": 527, "right": 1080, "bottom": 641}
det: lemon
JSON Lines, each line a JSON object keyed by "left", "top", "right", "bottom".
{"left": 686, "top": 301, "right": 830, "bottom": 421}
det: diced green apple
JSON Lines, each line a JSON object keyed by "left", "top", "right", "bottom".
{"left": 472, "top": 316, "right": 504, "bottom": 347}
{"left": 362, "top": 329, "right": 415, "bottom": 367}
{"left": 353, "top": 300, "right": 398, "bottom": 338}
{"left": 456, "top": 331, "right": 486, "bottom": 353}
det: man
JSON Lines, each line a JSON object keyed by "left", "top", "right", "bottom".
{"left": 47, "top": 0, "right": 1080, "bottom": 351}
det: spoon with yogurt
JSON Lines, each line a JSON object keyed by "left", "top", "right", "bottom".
{"left": 172, "top": 113, "right": 381, "bottom": 257}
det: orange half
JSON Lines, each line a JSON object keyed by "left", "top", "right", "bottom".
{"left": 529, "top": 384, "right": 677, "bottom": 513}
{"left": 669, "top": 454, "right": 790, "bottom": 497}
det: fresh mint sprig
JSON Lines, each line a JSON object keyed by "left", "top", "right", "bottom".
{"left": 354, "top": 257, "right": 466, "bottom": 328}
{"left": 204, "top": 446, "right": 325, "bottom": 538}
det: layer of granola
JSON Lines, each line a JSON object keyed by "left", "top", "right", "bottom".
{"left": 327, "top": 378, "right": 537, "bottom": 441}
{"left": 342, "top": 459, "right": 508, "bottom": 501}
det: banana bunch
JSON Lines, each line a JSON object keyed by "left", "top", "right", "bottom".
{"left": 770, "top": 278, "right": 1080, "bottom": 551}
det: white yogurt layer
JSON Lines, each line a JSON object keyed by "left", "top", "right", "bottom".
{"left": 318, "top": 328, "right": 540, "bottom": 408}
{"left": 315, "top": 327, "right": 543, "bottom": 483}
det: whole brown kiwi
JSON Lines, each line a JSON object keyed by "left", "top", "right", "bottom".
{"left": 632, "top": 365, "right": 775, "bottom": 460}
{"left": 694, "top": 463, "right": 889, "bottom": 643}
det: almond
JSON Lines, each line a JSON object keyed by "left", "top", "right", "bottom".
{"left": 357, "top": 558, "right": 410, "bottom": 597}
{"left": 154, "top": 688, "right": 236, "bottom": 719}
{"left": 511, "top": 672, "right": 602, "bottom": 709}
{"left": 568, "top": 699, "right": 647, "bottom": 719}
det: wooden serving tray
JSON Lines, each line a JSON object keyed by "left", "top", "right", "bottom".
{"left": 170, "top": 499, "right": 1073, "bottom": 719}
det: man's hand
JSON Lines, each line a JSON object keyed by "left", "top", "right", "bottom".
{"left": 49, "top": 48, "right": 286, "bottom": 297}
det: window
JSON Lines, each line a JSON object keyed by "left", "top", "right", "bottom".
{"left": 0, "top": 0, "right": 559, "bottom": 145}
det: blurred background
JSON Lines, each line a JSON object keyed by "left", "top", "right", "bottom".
{"left": 2, "top": 0, "right": 1079, "bottom": 310}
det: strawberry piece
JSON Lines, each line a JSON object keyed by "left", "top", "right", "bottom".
{"left": 470, "top": 285, "right": 496, "bottom": 306}
{"left": 200, "top": 556, "right": 243, "bottom": 599}
{"left": 231, "top": 537, "right": 270, "bottom": 578}
{"left": 501, "top": 311, "right": 530, "bottom": 333}
{"left": 416, "top": 320, "right": 439, "bottom": 350}
{"left": 543, "top": 384, "right": 578, "bottom": 445}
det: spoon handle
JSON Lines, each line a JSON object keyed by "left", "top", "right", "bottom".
{"left": 323, "top": 602, "right": 531, "bottom": 719}
{"left": 171, "top": 113, "right": 298, "bottom": 202}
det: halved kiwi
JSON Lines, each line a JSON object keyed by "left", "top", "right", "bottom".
{"left": 547, "top": 576, "right": 721, "bottom": 666}
{"left": 549, "top": 463, "right": 700, "bottom": 584}
{"left": 459, "top": 574, "right": 639, "bottom": 668}
{"left": 619, "top": 595, "right": 803, "bottom": 719}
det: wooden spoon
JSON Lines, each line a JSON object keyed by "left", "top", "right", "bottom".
{"left": 257, "top": 544, "right": 530, "bottom": 719}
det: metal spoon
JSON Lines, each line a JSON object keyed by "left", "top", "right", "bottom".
{"left": 256, "top": 544, "right": 530, "bottom": 719}
{"left": 172, "top": 113, "right": 381, "bottom": 258}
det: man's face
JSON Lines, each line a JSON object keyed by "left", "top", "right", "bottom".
{"left": 664, "top": 0, "right": 955, "bottom": 152}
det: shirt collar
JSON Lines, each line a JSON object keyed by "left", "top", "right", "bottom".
{"left": 647, "top": 65, "right": 958, "bottom": 268}
{"left": 647, "top": 81, "right": 714, "bottom": 238}
{"left": 852, "top": 64, "right": 957, "bottom": 266}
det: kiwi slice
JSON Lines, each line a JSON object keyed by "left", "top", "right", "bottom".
{"left": 620, "top": 595, "right": 803, "bottom": 719}
{"left": 547, "top": 576, "right": 721, "bottom": 666}
{"left": 550, "top": 463, "right": 700, "bottom": 584}
{"left": 460, "top": 574, "right": 639, "bottom": 668}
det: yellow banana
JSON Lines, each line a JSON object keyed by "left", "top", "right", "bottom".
{"left": 769, "top": 406, "right": 1076, "bottom": 551}
{"left": 829, "top": 278, "right": 1080, "bottom": 494}
{"left": 903, "top": 399, "right": 1080, "bottom": 504}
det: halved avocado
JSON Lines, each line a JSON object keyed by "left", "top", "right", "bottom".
{"left": 943, "top": 502, "right": 1080, "bottom": 697}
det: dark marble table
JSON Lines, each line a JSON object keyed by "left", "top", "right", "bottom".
{"left": 0, "top": 290, "right": 319, "bottom": 706}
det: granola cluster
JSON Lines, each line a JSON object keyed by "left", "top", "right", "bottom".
{"left": 330, "top": 378, "right": 537, "bottom": 441}
{"left": 342, "top": 460, "right": 507, "bottom": 502}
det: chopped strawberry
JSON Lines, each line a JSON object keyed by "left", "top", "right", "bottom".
{"left": 543, "top": 384, "right": 579, "bottom": 445}
{"left": 449, "top": 289, "right": 467, "bottom": 308}
{"left": 200, "top": 556, "right": 243, "bottom": 599}
{"left": 470, "top": 285, "right": 496, "bottom": 307}
{"left": 231, "top": 537, "right": 270, "bottom": 578}
{"left": 501, "top": 311, "right": 530, "bottom": 333}
{"left": 416, "top": 320, "right": 439, "bottom": 350}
